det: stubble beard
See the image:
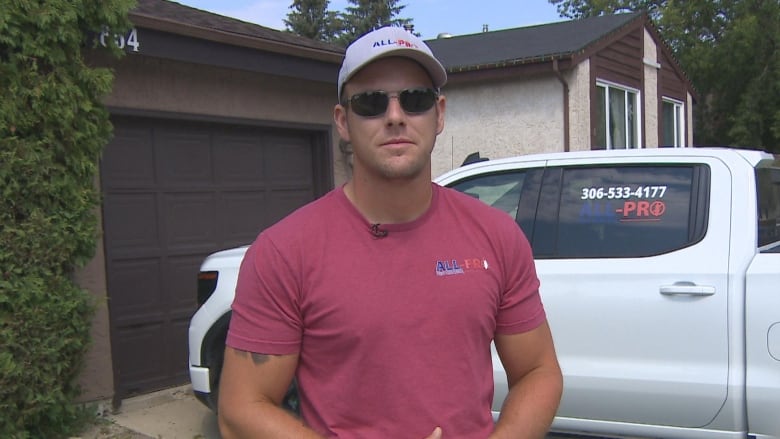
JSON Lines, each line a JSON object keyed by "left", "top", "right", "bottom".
{"left": 361, "top": 150, "right": 430, "bottom": 181}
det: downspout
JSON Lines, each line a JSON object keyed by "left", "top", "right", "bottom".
{"left": 553, "top": 59, "right": 570, "bottom": 152}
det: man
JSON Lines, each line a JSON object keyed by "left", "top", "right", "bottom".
{"left": 218, "top": 26, "right": 562, "bottom": 439}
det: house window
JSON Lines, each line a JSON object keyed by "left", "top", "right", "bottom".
{"left": 595, "top": 82, "right": 641, "bottom": 149}
{"left": 662, "top": 98, "right": 686, "bottom": 147}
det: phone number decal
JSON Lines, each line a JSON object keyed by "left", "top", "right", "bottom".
{"left": 580, "top": 185, "right": 667, "bottom": 200}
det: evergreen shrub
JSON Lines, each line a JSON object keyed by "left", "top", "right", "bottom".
{"left": 0, "top": 1, "right": 134, "bottom": 437}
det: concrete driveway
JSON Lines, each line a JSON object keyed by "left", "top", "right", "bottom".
{"left": 77, "top": 385, "right": 217, "bottom": 439}
{"left": 78, "top": 385, "right": 582, "bottom": 439}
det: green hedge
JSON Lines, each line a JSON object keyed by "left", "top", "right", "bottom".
{"left": 0, "top": 1, "right": 134, "bottom": 437}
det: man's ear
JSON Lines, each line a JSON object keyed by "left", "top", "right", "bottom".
{"left": 334, "top": 104, "right": 351, "bottom": 143}
{"left": 435, "top": 95, "right": 446, "bottom": 135}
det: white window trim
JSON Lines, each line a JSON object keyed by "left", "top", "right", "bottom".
{"left": 597, "top": 80, "right": 643, "bottom": 149}
{"left": 662, "top": 97, "right": 686, "bottom": 147}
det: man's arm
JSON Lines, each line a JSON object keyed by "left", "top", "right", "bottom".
{"left": 490, "top": 321, "right": 563, "bottom": 439}
{"left": 217, "top": 346, "right": 324, "bottom": 439}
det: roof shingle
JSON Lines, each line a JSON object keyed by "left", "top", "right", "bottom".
{"left": 131, "top": 0, "right": 343, "bottom": 54}
{"left": 426, "top": 12, "right": 643, "bottom": 70}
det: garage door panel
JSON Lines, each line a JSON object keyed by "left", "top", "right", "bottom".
{"left": 266, "top": 136, "right": 314, "bottom": 183}
{"left": 102, "top": 127, "right": 155, "bottom": 188}
{"left": 213, "top": 135, "right": 266, "bottom": 185}
{"left": 108, "top": 258, "right": 163, "bottom": 317}
{"left": 218, "top": 191, "right": 268, "bottom": 244}
{"left": 165, "top": 318, "right": 190, "bottom": 381}
{"left": 113, "top": 322, "right": 167, "bottom": 392}
{"left": 156, "top": 130, "right": 212, "bottom": 187}
{"left": 163, "top": 192, "right": 217, "bottom": 250}
{"left": 165, "top": 254, "right": 207, "bottom": 311}
{"left": 104, "top": 194, "right": 160, "bottom": 254}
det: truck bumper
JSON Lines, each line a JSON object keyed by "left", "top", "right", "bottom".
{"left": 190, "top": 365, "right": 211, "bottom": 393}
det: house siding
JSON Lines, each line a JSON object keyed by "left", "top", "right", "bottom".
{"left": 687, "top": 92, "right": 694, "bottom": 145}
{"left": 589, "top": 25, "right": 646, "bottom": 149}
{"left": 593, "top": 26, "right": 643, "bottom": 89}
{"left": 658, "top": 45, "right": 689, "bottom": 147}
{"left": 433, "top": 76, "right": 564, "bottom": 178}
{"left": 73, "top": 236, "right": 113, "bottom": 404}
{"left": 658, "top": 47, "right": 688, "bottom": 101}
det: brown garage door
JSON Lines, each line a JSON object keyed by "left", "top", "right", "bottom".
{"left": 101, "top": 115, "right": 328, "bottom": 398}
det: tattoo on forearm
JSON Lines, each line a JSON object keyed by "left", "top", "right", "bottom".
{"left": 234, "top": 348, "right": 270, "bottom": 365}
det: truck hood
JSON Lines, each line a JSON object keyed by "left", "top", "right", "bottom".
{"left": 200, "top": 245, "right": 249, "bottom": 271}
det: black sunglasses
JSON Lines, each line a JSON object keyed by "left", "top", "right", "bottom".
{"left": 345, "top": 87, "right": 439, "bottom": 117}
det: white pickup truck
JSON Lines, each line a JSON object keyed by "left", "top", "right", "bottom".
{"left": 188, "top": 148, "right": 780, "bottom": 439}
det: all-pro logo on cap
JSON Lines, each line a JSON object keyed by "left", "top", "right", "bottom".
{"left": 371, "top": 37, "right": 420, "bottom": 51}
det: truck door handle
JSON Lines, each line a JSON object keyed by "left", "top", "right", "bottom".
{"left": 659, "top": 283, "right": 716, "bottom": 296}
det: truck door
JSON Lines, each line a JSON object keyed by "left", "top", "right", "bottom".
{"left": 536, "top": 156, "right": 731, "bottom": 429}
{"left": 745, "top": 162, "right": 780, "bottom": 438}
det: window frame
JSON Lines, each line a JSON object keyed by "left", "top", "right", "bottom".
{"left": 446, "top": 170, "right": 526, "bottom": 221}
{"left": 444, "top": 168, "right": 544, "bottom": 248}
{"left": 596, "top": 81, "right": 643, "bottom": 150}
{"left": 662, "top": 97, "right": 686, "bottom": 147}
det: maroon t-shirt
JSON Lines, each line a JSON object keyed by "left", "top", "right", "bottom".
{"left": 228, "top": 184, "right": 544, "bottom": 438}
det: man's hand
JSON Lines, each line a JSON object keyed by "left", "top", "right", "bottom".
{"left": 423, "top": 427, "right": 442, "bottom": 439}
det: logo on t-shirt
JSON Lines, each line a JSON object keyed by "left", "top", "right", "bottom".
{"left": 435, "top": 257, "right": 489, "bottom": 276}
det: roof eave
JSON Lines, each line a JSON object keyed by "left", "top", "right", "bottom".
{"left": 445, "top": 55, "right": 577, "bottom": 85}
{"left": 447, "top": 52, "right": 576, "bottom": 73}
{"left": 129, "top": 13, "right": 344, "bottom": 64}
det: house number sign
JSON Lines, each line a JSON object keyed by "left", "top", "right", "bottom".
{"left": 98, "top": 27, "right": 140, "bottom": 52}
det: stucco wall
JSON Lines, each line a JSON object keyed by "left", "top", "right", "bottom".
{"left": 567, "top": 60, "right": 593, "bottom": 152}
{"left": 687, "top": 92, "right": 694, "bottom": 146}
{"left": 433, "top": 76, "right": 565, "bottom": 178}
{"left": 74, "top": 223, "right": 113, "bottom": 404}
{"left": 643, "top": 28, "right": 660, "bottom": 148}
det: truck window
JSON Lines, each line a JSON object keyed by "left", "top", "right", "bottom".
{"left": 555, "top": 165, "right": 703, "bottom": 258}
{"left": 756, "top": 161, "right": 780, "bottom": 250}
{"left": 449, "top": 171, "right": 526, "bottom": 220}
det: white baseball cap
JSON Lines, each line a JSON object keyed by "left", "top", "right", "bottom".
{"left": 337, "top": 26, "right": 448, "bottom": 99}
